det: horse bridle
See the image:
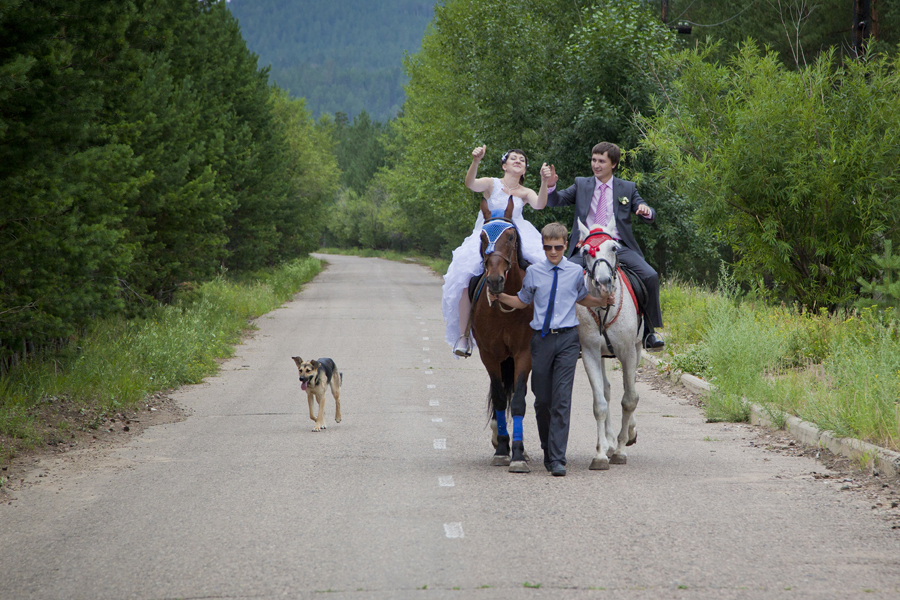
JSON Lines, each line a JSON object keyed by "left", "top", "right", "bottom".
{"left": 576, "top": 229, "right": 624, "bottom": 356}
{"left": 481, "top": 218, "right": 517, "bottom": 277}
{"left": 480, "top": 217, "right": 519, "bottom": 312}
{"left": 577, "top": 230, "right": 619, "bottom": 290}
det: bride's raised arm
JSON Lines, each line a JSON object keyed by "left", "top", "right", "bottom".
{"left": 523, "top": 163, "right": 557, "bottom": 210}
{"left": 465, "top": 145, "right": 494, "bottom": 194}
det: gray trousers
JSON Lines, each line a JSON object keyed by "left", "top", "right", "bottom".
{"left": 530, "top": 328, "right": 581, "bottom": 467}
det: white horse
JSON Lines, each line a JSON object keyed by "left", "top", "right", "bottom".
{"left": 574, "top": 219, "right": 644, "bottom": 470}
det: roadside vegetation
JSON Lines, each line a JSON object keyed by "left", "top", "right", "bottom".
{"left": 659, "top": 268, "right": 900, "bottom": 453}
{"left": 0, "top": 258, "right": 322, "bottom": 463}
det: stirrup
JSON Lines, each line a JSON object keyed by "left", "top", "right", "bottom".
{"left": 453, "top": 335, "right": 473, "bottom": 357}
{"left": 643, "top": 331, "right": 665, "bottom": 352}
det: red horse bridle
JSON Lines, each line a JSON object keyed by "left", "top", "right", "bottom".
{"left": 576, "top": 229, "right": 619, "bottom": 287}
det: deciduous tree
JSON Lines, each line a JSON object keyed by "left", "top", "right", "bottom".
{"left": 642, "top": 43, "right": 900, "bottom": 308}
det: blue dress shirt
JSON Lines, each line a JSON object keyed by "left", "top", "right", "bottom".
{"left": 517, "top": 258, "right": 588, "bottom": 331}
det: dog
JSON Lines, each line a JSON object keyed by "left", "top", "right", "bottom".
{"left": 291, "top": 357, "right": 342, "bottom": 432}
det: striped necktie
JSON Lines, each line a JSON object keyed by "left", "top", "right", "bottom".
{"left": 590, "top": 182, "right": 609, "bottom": 228}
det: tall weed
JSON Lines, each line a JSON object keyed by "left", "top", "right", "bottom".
{"left": 659, "top": 276, "right": 717, "bottom": 352}
{"left": 661, "top": 278, "right": 900, "bottom": 450}
{"left": 810, "top": 316, "right": 900, "bottom": 447}
{"left": 701, "top": 298, "right": 787, "bottom": 423}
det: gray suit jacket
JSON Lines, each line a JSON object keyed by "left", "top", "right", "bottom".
{"left": 547, "top": 175, "right": 654, "bottom": 260}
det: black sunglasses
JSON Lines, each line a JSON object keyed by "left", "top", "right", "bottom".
{"left": 543, "top": 244, "right": 565, "bottom": 252}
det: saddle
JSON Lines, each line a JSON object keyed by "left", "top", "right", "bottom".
{"left": 618, "top": 263, "right": 648, "bottom": 317}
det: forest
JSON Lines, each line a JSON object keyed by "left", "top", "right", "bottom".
{"left": 325, "top": 0, "right": 900, "bottom": 307}
{"left": 2, "top": 0, "right": 900, "bottom": 369}
{"left": 0, "top": 0, "right": 338, "bottom": 370}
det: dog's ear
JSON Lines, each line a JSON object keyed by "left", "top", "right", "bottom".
{"left": 310, "top": 359, "right": 321, "bottom": 369}
{"left": 292, "top": 357, "right": 303, "bottom": 366}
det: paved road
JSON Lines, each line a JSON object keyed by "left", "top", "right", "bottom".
{"left": 1, "top": 254, "right": 899, "bottom": 600}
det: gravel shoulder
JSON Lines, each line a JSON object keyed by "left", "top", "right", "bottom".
{"left": 1, "top": 391, "right": 186, "bottom": 504}
{"left": 640, "top": 365, "right": 900, "bottom": 530}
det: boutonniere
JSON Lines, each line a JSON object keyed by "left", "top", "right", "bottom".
{"left": 618, "top": 196, "right": 629, "bottom": 205}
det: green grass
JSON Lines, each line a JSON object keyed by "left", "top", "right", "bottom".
{"left": 661, "top": 279, "right": 900, "bottom": 451}
{"left": 0, "top": 257, "right": 322, "bottom": 461}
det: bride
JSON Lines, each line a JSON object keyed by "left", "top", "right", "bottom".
{"left": 442, "top": 145, "right": 550, "bottom": 356}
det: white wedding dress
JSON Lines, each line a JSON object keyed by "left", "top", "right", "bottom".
{"left": 442, "top": 178, "right": 545, "bottom": 349}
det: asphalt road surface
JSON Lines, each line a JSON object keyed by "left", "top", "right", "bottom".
{"left": 2, "top": 254, "right": 899, "bottom": 600}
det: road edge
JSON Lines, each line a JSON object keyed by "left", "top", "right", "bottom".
{"left": 641, "top": 351, "right": 900, "bottom": 479}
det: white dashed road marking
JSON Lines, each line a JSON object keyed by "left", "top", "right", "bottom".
{"left": 431, "top": 418, "right": 442, "bottom": 422}
{"left": 444, "top": 523, "right": 464, "bottom": 538}
{"left": 438, "top": 476, "right": 455, "bottom": 487}
{"left": 429, "top": 400, "right": 440, "bottom": 406}
{"left": 433, "top": 439, "right": 446, "bottom": 450}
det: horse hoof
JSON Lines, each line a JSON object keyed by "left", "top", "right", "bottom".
{"left": 626, "top": 432, "right": 637, "bottom": 447}
{"left": 589, "top": 458, "right": 610, "bottom": 470}
{"left": 509, "top": 460, "right": 531, "bottom": 473}
{"left": 491, "top": 455, "right": 511, "bottom": 467}
{"left": 610, "top": 454, "right": 627, "bottom": 465}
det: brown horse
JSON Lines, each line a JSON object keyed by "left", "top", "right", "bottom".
{"left": 471, "top": 197, "right": 534, "bottom": 473}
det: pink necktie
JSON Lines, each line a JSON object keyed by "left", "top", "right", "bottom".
{"left": 591, "top": 183, "right": 608, "bottom": 228}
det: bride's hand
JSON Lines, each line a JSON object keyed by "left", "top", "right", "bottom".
{"left": 472, "top": 145, "right": 486, "bottom": 162}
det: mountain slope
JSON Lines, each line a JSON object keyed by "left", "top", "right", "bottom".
{"left": 227, "top": 0, "right": 435, "bottom": 121}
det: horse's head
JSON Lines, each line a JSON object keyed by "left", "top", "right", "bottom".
{"left": 576, "top": 218, "right": 619, "bottom": 305}
{"left": 480, "top": 197, "right": 518, "bottom": 295}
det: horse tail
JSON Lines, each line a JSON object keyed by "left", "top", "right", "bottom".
{"left": 500, "top": 357, "right": 515, "bottom": 400}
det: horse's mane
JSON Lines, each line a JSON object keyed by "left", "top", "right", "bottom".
{"left": 512, "top": 223, "right": 531, "bottom": 271}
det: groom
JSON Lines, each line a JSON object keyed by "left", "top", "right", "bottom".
{"left": 543, "top": 142, "right": 664, "bottom": 350}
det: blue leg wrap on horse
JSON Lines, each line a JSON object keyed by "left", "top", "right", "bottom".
{"left": 495, "top": 411, "right": 508, "bottom": 437}
{"left": 513, "top": 416, "right": 523, "bottom": 442}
